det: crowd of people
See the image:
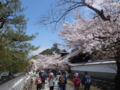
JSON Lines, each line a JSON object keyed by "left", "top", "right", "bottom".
{"left": 34, "top": 69, "right": 92, "bottom": 90}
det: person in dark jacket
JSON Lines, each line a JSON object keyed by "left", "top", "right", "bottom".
{"left": 39, "top": 70, "right": 47, "bottom": 88}
{"left": 59, "top": 71, "right": 67, "bottom": 90}
{"left": 82, "top": 71, "right": 92, "bottom": 90}
{"left": 72, "top": 73, "right": 81, "bottom": 90}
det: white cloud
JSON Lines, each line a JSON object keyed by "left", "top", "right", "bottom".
{"left": 31, "top": 47, "right": 50, "bottom": 55}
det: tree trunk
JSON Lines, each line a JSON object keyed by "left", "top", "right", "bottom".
{"left": 114, "top": 60, "right": 120, "bottom": 90}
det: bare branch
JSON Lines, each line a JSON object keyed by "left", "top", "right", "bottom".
{"left": 85, "top": 4, "right": 110, "bottom": 21}
{"left": 38, "top": 0, "right": 111, "bottom": 29}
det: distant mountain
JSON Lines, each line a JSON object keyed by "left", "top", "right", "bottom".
{"left": 39, "top": 48, "right": 60, "bottom": 55}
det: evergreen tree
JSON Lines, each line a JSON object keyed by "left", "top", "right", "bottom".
{"left": 40, "top": 44, "right": 60, "bottom": 55}
{"left": 0, "top": 0, "right": 39, "bottom": 73}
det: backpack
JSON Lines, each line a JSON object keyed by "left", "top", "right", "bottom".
{"left": 41, "top": 73, "right": 46, "bottom": 80}
{"left": 37, "top": 79, "right": 42, "bottom": 84}
{"left": 85, "top": 75, "right": 91, "bottom": 84}
{"left": 75, "top": 78, "right": 81, "bottom": 86}
{"left": 60, "top": 75, "right": 65, "bottom": 83}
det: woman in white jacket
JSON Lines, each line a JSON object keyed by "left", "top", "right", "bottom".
{"left": 48, "top": 73, "right": 55, "bottom": 90}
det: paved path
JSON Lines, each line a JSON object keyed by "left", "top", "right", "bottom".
{"left": 41, "top": 80, "right": 74, "bottom": 90}
{"left": 42, "top": 80, "right": 58, "bottom": 90}
{"left": 22, "top": 78, "right": 60, "bottom": 90}
{"left": 22, "top": 74, "right": 74, "bottom": 90}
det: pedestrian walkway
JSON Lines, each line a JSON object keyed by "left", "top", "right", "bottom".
{"left": 41, "top": 80, "right": 74, "bottom": 90}
{"left": 22, "top": 77, "right": 74, "bottom": 90}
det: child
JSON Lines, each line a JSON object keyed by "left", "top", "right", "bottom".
{"left": 72, "top": 73, "right": 81, "bottom": 90}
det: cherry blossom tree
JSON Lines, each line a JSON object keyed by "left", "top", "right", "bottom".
{"left": 38, "top": 0, "right": 120, "bottom": 89}
{"left": 35, "top": 51, "right": 69, "bottom": 71}
{"left": 58, "top": 9, "right": 120, "bottom": 90}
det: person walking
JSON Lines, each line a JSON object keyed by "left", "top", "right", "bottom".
{"left": 59, "top": 71, "right": 67, "bottom": 90}
{"left": 48, "top": 73, "right": 55, "bottom": 90}
{"left": 56, "top": 72, "right": 61, "bottom": 90}
{"left": 39, "top": 70, "right": 47, "bottom": 88}
{"left": 82, "top": 71, "right": 92, "bottom": 90}
{"left": 35, "top": 74, "right": 42, "bottom": 90}
{"left": 72, "top": 73, "right": 81, "bottom": 90}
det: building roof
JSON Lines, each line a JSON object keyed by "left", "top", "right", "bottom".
{"left": 59, "top": 50, "right": 81, "bottom": 60}
{"left": 69, "top": 59, "right": 116, "bottom": 66}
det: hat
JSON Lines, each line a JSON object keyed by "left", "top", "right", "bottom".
{"left": 41, "top": 70, "right": 44, "bottom": 72}
{"left": 50, "top": 72, "right": 54, "bottom": 76}
{"left": 74, "top": 73, "right": 79, "bottom": 77}
{"left": 84, "top": 71, "right": 88, "bottom": 74}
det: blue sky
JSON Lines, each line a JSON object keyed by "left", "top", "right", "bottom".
{"left": 20, "top": 0, "right": 65, "bottom": 55}
{"left": 20, "top": 0, "right": 95, "bottom": 55}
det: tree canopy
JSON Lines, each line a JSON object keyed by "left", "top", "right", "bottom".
{"left": 38, "top": 0, "right": 120, "bottom": 89}
{"left": 0, "top": 0, "right": 39, "bottom": 73}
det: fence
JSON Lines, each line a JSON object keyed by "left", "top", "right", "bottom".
{"left": 0, "top": 74, "right": 30, "bottom": 90}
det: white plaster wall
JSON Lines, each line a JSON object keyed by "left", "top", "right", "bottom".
{"left": 71, "top": 63, "right": 116, "bottom": 73}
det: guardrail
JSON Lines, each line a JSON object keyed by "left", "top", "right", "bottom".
{"left": 0, "top": 74, "right": 30, "bottom": 90}
{"left": 11, "top": 75, "right": 30, "bottom": 90}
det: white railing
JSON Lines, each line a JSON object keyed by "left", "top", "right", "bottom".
{"left": 0, "top": 74, "right": 30, "bottom": 90}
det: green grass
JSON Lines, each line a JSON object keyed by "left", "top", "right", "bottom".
{"left": 67, "top": 79, "right": 101, "bottom": 90}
